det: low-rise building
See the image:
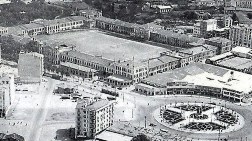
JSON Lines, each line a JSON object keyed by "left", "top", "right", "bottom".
{"left": 75, "top": 98, "right": 114, "bottom": 139}
{"left": 206, "top": 37, "right": 232, "bottom": 54}
{"left": 79, "top": 9, "right": 102, "bottom": 19}
{"left": 135, "top": 63, "right": 252, "bottom": 102}
{"left": 152, "top": 5, "right": 173, "bottom": 13}
{"left": 8, "top": 16, "right": 95, "bottom": 37}
{"left": 18, "top": 52, "right": 44, "bottom": 83}
{"left": 206, "top": 46, "right": 252, "bottom": 74}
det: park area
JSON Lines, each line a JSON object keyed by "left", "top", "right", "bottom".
{"left": 35, "top": 30, "right": 168, "bottom": 61}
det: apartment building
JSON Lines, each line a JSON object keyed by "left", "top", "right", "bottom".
{"left": 0, "top": 74, "right": 15, "bottom": 117}
{"left": 229, "top": 24, "right": 252, "bottom": 48}
{"left": 18, "top": 52, "right": 44, "bottom": 83}
{"left": 75, "top": 99, "right": 114, "bottom": 139}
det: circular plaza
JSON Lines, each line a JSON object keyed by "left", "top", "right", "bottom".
{"left": 153, "top": 102, "right": 244, "bottom": 134}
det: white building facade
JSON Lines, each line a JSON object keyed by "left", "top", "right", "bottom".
{"left": 75, "top": 99, "right": 114, "bottom": 139}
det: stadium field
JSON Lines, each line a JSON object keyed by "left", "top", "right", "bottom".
{"left": 36, "top": 30, "right": 169, "bottom": 61}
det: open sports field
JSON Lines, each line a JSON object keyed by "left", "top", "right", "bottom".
{"left": 36, "top": 30, "right": 169, "bottom": 61}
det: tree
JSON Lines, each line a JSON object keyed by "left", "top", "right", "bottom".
{"left": 131, "top": 134, "right": 150, "bottom": 141}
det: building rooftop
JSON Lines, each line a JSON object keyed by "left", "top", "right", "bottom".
{"left": 85, "top": 99, "right": 110, "bottom": 110}
{"left": 145, "top": 55, "right": 179, "bottom": 68}
{"left": 62, "top": 50, "right": 114, "bottom": 67}
{"left": 79, "top": 9, "right": 101, "bottom": 15}
{"left": 179, "top": 45, "right": 217, "bottom": 55}
{"left": 20, "top": 52, "right": 44, "bottom": 58}
{"left": 232, "top": 46, "right": 252, "bottom": 54}
{"left": 142, "top": 63, "right": 252, "bottom": 93}
{"left": 207, "top": 37, "right": 231, "bottom": 43}
{"left": 21, "top": 23, "right": 44, "bottom": 30}
{"left": 107, "top": 74, "right": 132, "bottom": 82}
{"left": 153, "top": 29, "right": 200, "bottom": 43}
{"left": 8, "top": 26, "right": 24, "bottom": 35}
{"left": 155, "top": 5, "right": 172, "bottom": 9}
{"left": 208, "top": 52, "right": 233, "bottom": 62}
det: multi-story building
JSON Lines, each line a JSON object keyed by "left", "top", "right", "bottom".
{"left": 75, "top": 98, "right": 114, "bottom": 139}
{"left": 38, "top": 42, "right": 74, "bottom": 65}
{"left": 229, "top": 24, "right": 252, "bottom": 48}
{"left": 0, "top": 74, "right": 15, "bottom": 117}
{"left": 32, "top": 16, "right": 95, "bottom": 35}
{"left": 145, "top": 54, "right": 180, "bottom": 76}
{"left": 193, "top": 22, "right": 201, "bottom": 37}
{"left": 164, "top": 44, "right": 218, "bottom": 67}
{"left": 18, "top": 52, "right": 44, "bottom": 83}
{"left": 95, "top": 17, "right": 149, "bottom": 41}
{"left": 59, "top": 49, "right": 181, "bottom": 85}
{"left": 223, "top": 15, "right": 233, "bottom": 28}
{"left": 206, "top": 37, "right": 232, "bottom": 54}
{"left": 200, "top": 19, "right": 218, "bottom": 37}
{"left": 149, "top": 29, "right": 200, "bottom": 48}
{"left": 8, "top": 16, "right": 95, "bottom": 36}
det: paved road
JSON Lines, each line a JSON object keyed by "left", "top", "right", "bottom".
{"left": 27, "top": 78, "right": 55, "bottom": 141}
{"left": 119, "top": 91, "right": 252, "bottom": 141}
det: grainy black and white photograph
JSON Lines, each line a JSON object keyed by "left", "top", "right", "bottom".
{"left": 0, "top": 0, "right": 252, "bottom": 141}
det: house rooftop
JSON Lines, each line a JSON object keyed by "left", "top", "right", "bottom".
{"left": 207, "top": 37, "right": 231, "bottom": 43}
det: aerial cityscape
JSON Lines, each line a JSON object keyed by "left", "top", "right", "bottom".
{"left": 1, "top": 0, "right": 252, "bottom": 141}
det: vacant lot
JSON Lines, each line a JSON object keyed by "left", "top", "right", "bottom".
{"left": 36, "top": 30, "right": 168, "bottom": 61}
